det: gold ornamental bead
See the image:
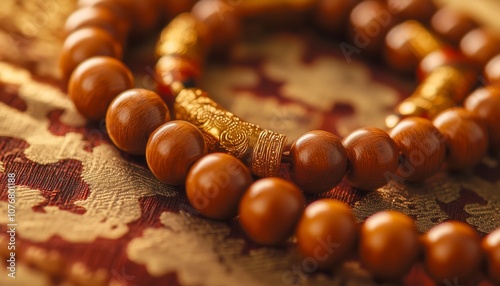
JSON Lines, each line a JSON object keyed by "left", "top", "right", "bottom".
{"left": 155, "top": 13, "right": 205, "bottom": 61}
{"left": 386, "top": 65, "right": 476, "bottom": 128}
{"left": 175, "top": 88, "right": 287, "bottom": 177}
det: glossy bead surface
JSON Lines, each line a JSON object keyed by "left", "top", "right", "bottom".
{"left": 349, "top": 1, "right": 395, "bottom": 54}
{"left": 431, "top": 7, "right": 475, "bottom": 45}
{"left": 290, "top": 130, "right": 347, "bottom": 194}
{"left": 314, "top": 0, "right": 358, "bottom": 35}
{"left": 460, "top": 28, "right": 500, "bottom": 69}
{"left": 385, "top": 21, "right": 442, "bottom": 73}
{"left": 191, "top": 0, "right": 241, "bottom": 49}
{"left": 59, "top": 27, "right": 122, "bottom": 81}
{"left": 464, "top": 86, "right": 500, "bottom": 152}
{"left": 296, "top": 199, "right": 358, "bottom": 270}
{"left": 343, "top": 128, "right": 399, "bottom": 190}
{"left": 482, "top": 228, "right": 500, "bottom": 284}
{"left": 359, "top": 211, "right": 420, "bottom": 280}
{"left": 485, "top": 54, "right": 500, "bottom": 84}
{"left": 63, "top": 6, "right": 127, "bottom": 40}
{"left": 156, "top": 55, "right": 201, "bottom": 98}
{"left": 239, "top": 178, "right": 305, "bottom": 246}
{"left": 106, "top": 89, "right": 170, "bottom": 155}
{"left": 146, "top": 121, "right": 208, "bottom": 186}
{"left": 389, "top": 117, "right": 446, "bottom": 182}
{"left": 423, "top": 221, "right": 482, "bottom": 282}
{"left": 417, "top": 48, "right": 468, "bottom": 81}
{"left": 68, "top": 56, "right": 134, "bottom": 121}
{"left": 387, "top": 0, "right": 435, "bottom": 23}
{"left": 432, "top": 108, "right": 488, "bottom": 170}
{"left": 186, "top": 153, "right": 253, "bottom": 220}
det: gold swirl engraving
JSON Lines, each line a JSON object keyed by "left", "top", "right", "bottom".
{"left": 175, "top": 88, "right": 287, "bottom": 177}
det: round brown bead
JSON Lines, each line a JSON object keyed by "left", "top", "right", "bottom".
{"left": 68, "top": 56, "right": 134, "bottom": 121}
{"left": 191, "top": 0, "right": 241, "bottom": 49}
{"left": 289, "top": 130, "right": 347, "bottom": 194}
{"left": 106, "top": 89, "right": 170, "bottom": 155}
{"left": 343, "top": 128, "right": 399, "bottom": 190}
{"left": 482, "top": 228, "right": 500, "bottom": 284}
{"left": 485, "top": 54, "right": 500, "bottom": 84}
{"left": 385, "top": 21, "right": 439, "bottom": 73}
{"left": 423, "top": 221, "right": 482, "bottom": 282}
{"left": 314, "top": 0, "right": 358, "bottom": 35}
{"left": 389, "top": 117, "right": 446, "bottom": 182}
{"left": 417, "top": 48, "right": 468, "bottom": 81}
{"left": 431, "top": 7, "right": 476, "bottom": 45}
{"left": 296, "top": 199, "right": 358, "bottom": 270}
{"left": 63, "top": 6, "right": 128, "bottom": 41}
{"left": 239, "top": 178, "right": 305, "bottom": 246}
{"left": 349, "top": 1, "right": 396, "bottom": 54}
{"left": 464, "top": 86, "right": 500, "bottom": 153}
{"left": 156, "top": 55, "right": 202, "bottom": 98}
{"left": 432, "top": 108, "right": 488, "bottom": 170}
{"left": 186, "top": 153, "right": 253, "bottom": 220}
{"left": 359, "top": 211, "right": 420, "bottom": 280}
{"left": 460, "top": 28, "right": 500, "bottom": 69}
{"left": 387, "top": 0, "right": 435, "bottom": 23}
{"left": 146, "top": 121, "right": 207, "bottom": 186}
{"left": 59, "top": 27, "right": 122, "bottom": 81}
{"left": 79, "top": 0, "right": 158, "bottom": 36}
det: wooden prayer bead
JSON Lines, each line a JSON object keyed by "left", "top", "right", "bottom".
{"left": 314, "top": 0, "right": 358, "bottom": 35}
{"left": 482, "top": 228, "right": 500, "bottom": 284}
{"left": 289, "top": 130, "right": 347, "bottom": 194}
{"left": 385, "top": 21, "right": 442, "bottom": 73}
{"left": 156, "top": 55, "right": 201, "bottom": 98}
{"left": 239, "top": 178, "right": 305, "bottom": 246}
{"left": 464, "top": 86, "right": 500, "bottom": 153}
{"left": 186, "top": 153, "right": 253, "bottom": 220}
{"left": 349, "top": 1, "right": 395, "bottom": 54}
{"left": 432, "top": 108, "right": 488, "bottom": 170}
{"left": 296, "top": 199, "right": 358, "bottom": 270}
{"left": 77, "top": 0, "right": 131, "bottom": 24}
{"left": 460, "top": 28, "right": 500, "bottom": 69}
{"left": 59, "top": 27, "right": 122, "bottom": 82}
{"left": 389, "top": 117, "right": 446, "bottom": 182}
{"left": 343, "top": 128, "right": 399, "bottom": 190}
{"left": 68, "top": 56, "right": 134, "bottom": 121}
{"left": 63, "top": 6, "right": 128, "bottom": 41}
{"left": 359, "top": 211, "right": 420, "bottom": 280}
{"left": 422, "top": 221, "right": 482, "bottom": 283}
{"left": 431, "top": 7, "right": 475, "bottom": 45}
{"left": 191, "top": 0, "right": 241, "bottom": 50}
{"left": 484, "top": 54, "right": 500, "bottom": 84}
{"left": 146, "top": 121, "right": 207, "bottom": 186}
{"left": 387, "top": 0, "right": 435, "bottom": 23}
{"left": 417, "top": 48, "right": 468, "bottom": 81}
{"left": 106, "top": 89, "right": 170, "bottom": 155}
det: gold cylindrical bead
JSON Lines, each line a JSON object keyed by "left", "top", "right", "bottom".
{"left": 386, "top": 65, "right": 476, "bottom": 128}
{"left": 401, "top": 20, "right": 443, "bottom": 60}
{"left": 175, "top": 88, "right": 287, "bottom": 177}
{"left": 155, "top": 13, "right": 205, "bottom": 61}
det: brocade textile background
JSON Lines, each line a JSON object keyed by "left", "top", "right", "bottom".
{"left": 0, "top": 0, "right": 499, "bottom": 285}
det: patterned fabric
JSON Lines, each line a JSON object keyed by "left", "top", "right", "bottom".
{"left": 0, "top": 0, "right": 498, "bottom": 285}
